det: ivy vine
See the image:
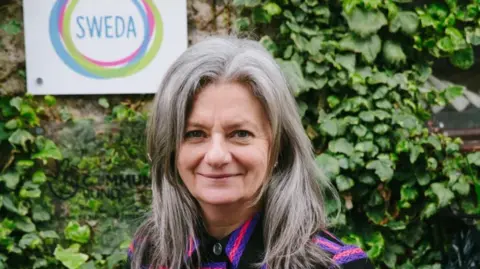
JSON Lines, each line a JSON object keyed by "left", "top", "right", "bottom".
{"left": 233, "top": 0, "right": 480, "bottom": 268}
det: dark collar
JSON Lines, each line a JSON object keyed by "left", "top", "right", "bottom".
{"left": 188, "top": 212, "right": 263, "bottom": 269}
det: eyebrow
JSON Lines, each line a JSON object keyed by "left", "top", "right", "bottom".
{"left": 186, "top": 119, "right": 260, "bottom": 132}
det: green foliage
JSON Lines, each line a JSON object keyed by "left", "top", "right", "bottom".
{"left": 2, "top": 1, "right": 480, "bottom": 269}
{"left": 235, "top": 0, "right": 480, "bottom": 268}
{"left": 1, "top": 95, "right": 148, "bottom": 268}
{"left": 0, "top": 95, "right": 61, "bottom": 268}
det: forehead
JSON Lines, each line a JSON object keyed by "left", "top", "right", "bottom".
{"left": 187, "top": 82, "right": 270, "bottom": 127}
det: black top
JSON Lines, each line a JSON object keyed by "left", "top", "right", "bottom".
{"left": 126, "top": 212, "right": 374, "bottom": 269}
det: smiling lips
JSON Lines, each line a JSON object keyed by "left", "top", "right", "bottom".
{"left": 198, "top": 173, "right": 241, "bottom": 179}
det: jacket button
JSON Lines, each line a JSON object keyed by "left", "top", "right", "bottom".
{"left": 213, "top": 243, "right": 222, "bottom": 255}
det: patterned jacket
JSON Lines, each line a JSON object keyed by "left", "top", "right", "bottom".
{"left": 126, "top": 212, "right": 374, "bottom": 269}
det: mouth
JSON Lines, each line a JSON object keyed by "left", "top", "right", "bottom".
{"left": 197, "top": 173, "right": 241, "bottom": 179}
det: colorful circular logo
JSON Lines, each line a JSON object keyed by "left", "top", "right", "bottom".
{"left": 49, "top": 0, "right": 163, "bottom": 79}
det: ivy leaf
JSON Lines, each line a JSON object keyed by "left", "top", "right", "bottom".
{"left": 316, "top": 153, "right": 340, "bottom": 178}
{"left": 373, "top": 85, "right": 389, "bottom": 99}
{"left": 8, "top": 129, "right": 34, "bottom": 151}
{"left": 450, "top": 46, "right": 474, "bottom": 70}
{"left": 373, "top": 124, "right": 390, "bottom": 134}
{"left": 15, "top": 217, "right": 36, "bottom": 232}
{"left": 16, "top": 160, "right": 34, "bottom": 173}
{"left": 353, "top": 125, "right": 368, "bottom": 137}
{"left": 1, "top": 172, "right": 20, "bottom": 190}
{"left": 335, "top": 54, "right": 356, "bottom": 72}
{"left": 383, "top": 247, "right": 397, "bottom": 268}
{"left": 320, "top": 118, "right": 339, "bottom": 137}
{"left": 383, "top": 40, "right": 406, "bottom": 65}
{"left": 40, "top": 230, "right": 60, "bottom": 239}
{"left": 421, "top": 202, "right": 438, "bottom": 219}
{"left": 263, "top": 2, "right": 282, "bottom": 16}
{"left": 359, "top": 111, "right": 375, "bottom": 122}
{"left": 32, "top": 171, "right": 47, "bottom": 184}
{"left": 234, "top": 17, "right": 250, "bottom": 31}
{"left": 252, "top": 7, "right": 271, "bottom": 24}
{"left": 427, "top": 157, "right": 438, "bottom": 170}
{"left": 340, "top": 34, "right": 382, "bottom": 63}
{"left": 368, "top": 72, "right": 388, "bottom": 85}
{"left": 390, "top": 11, "right": 419, "bottom": 35}
{"left": 44, "top": 95, "right": 56, "bottom": 106}
{"left": 437, "top": 36, "right": 455, "bottom": 52}
{"left": 5, "top": 119, "right": 18, "bottom": 130}
{"left": 9, "top": 97, "right": 22, "bottom": 111}
{"left": 106, "top": 250, "right": 126, "bottom": 269}
{"left": 465, "top": 27, "right": 480, "bottom": 45}
{"left": 1, "top": 20, "right": 22, "bottom": 35}
{"left": 64, "top": 221, "right": 91, "bottom": 244}
{"left": 290, "top": 33, "right": 309, "bottom": 52}
{"left": 375, "top": 99, "right": 392, "bottom": 110}
{"left": 452, "top": 177, "right": 470, "bottom": 196}
{"left": 410, "top": 145, "right": 424, "bottom": 163}
{"left": 426, "top": 136, "right": 442, "bottom": 150}
{"left": 366, "top": 159, "right": 394, "bottom": 181}
{"left": 336, "top": 175, "right": 355, "bottom": 191}
{"left": 446, "top": 27, "right": 467, "bottom": 50}
{"left": 329, "top": 138, "right": 354, "bottom": 156}
{"left": 444, "top": 85, "right": 464, "bottom": 101}
{"left": 81, "top": 261, "right": 96, "bottom": 269}
{"left": 327, "top": 96, "right": 341, "bottom": 109}
{"left": 366, "top": 231, "right": 385, "bottom": 259}
{"left": 98, "top": 98, "right": 109, "bottom": 109}
{"left": 297, "top": 101, "right": 308, "bottom": 118}
{"left": 467, "top": 152, "right": 480, "bottom": 166}
{"left": 359, "top": 173, "right": 376, "bottom": 185}
{"left": 33, "top": 259, "right": 48, "bottom": 269}
{"left": 32, "top": 139, "right": 63, "bottom": 162}
{"left": 19, "top": 181, "right": 42, "bottom": 199}
{"left": 355, "top": 141, "right": 375, "bottom": 152}
{"left": 32, "top": 205, "right": 51, "bottom": 222}
{"left": 276, "top": 59, "right": 306, "bottom": 95}
{"left": 54, "top": 244, "right": 89, "bottom": 269}
{"left": 337, "top": 157, "right": 349, "bottom": 169}
{"left": 392, "top": 113, "right": 419, "bottom": 129}
{"left": 343, "top": 8, "right": 387, "bottom": 37}
{"left": 2, "top": 195, "right": 18, "bottom": 214}
{"left": 260, "top": 36, "right": 278, "bottom": 55}
{"left": 373, "top": 110, "right": 391, "bottom": 120}
{"left": 400, "top": 184, "right": 418, "bottom": 203}
{"left": 430, "top": 183, "right": 455, "bottom": 207}
{"left": 19, "top": 233, "right": 42, "bottom": 249}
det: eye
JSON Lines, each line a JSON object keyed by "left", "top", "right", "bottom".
{"left": 184, "top": 130, "right": 206, "bottom": 139}
{"left": 232, "top": 130, "right": 253, "bottom": 138}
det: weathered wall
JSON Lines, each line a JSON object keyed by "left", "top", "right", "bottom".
{"left": 0, "top": 0, "right": 234, "bottom": 117}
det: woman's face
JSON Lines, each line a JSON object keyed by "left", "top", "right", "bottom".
{"left": 177, "top": 82, "right": 272, "bottom": 207}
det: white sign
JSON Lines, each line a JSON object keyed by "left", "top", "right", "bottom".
{"left": 23, "top": 0, "right": 187, "bottom": 95}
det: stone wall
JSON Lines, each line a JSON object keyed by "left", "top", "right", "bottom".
{"left": 0, "top": 0, "right": 234, "bottom": 118}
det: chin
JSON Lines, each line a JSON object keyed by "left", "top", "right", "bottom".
{"left": 197, "top": 190, "right": 243, "bottom": 206}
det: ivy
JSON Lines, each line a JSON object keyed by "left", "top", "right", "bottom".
{"left": 1, "top": 94, "right": 149, "bottom": 268}
{"left": 1, "top": 1, "right": 480, "bottom": 268}
{"left": 235, "top": 0, "right": 480, "bottom": 268}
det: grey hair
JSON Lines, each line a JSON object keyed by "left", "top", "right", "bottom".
{"left": 132, "top": 35, "right": 340, "bottom": 269}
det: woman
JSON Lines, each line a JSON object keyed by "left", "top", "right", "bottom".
{"left": 127, "top": 36, "right": 373, "bottom": 269}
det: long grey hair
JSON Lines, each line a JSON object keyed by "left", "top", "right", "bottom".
{"left": 132, "top": 35, "right": 340, "bottom": 269}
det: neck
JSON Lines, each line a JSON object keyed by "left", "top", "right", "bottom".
{"left": 200, "top": 202, "right": 260, "bottom": 239}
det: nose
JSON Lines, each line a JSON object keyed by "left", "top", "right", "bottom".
{"left": 205, "top": 134, "right": 231, "bottom": 168}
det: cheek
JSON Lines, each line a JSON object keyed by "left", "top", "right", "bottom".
{"left": 177, "top": 145, "right": 202, "bottom": 175}
{"left": 236, "top": 145, "right": 270, "bottom": 180}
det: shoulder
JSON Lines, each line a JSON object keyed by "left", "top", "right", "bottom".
{"left": 313, "top": 230, "right": 374, "bottom": 269}
{"left": 125, "top": 237, "right": 154, "bottom": 269}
